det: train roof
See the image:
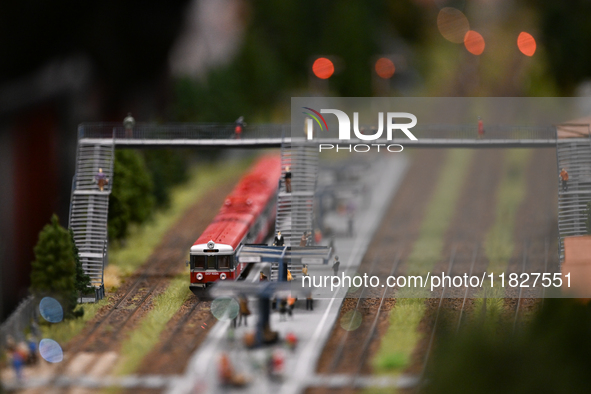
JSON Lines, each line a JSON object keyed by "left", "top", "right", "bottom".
{"left": 193, "top": 155, "right": 281, "bottom": 250}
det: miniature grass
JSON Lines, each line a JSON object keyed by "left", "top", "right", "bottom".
{"left": 113, "top": 271, "right": 191, "bottom": 376}
{"left": 372, "top": 149, "right": 473, "bottom": 374}
{"left": 108, "top": 157, "right": 253, "bottom": 280}
{"left": 39, "top": 299, "right": 109, "bottom": 345}
{"left": 475, "top": 150, "right": 532, "bottom": 318}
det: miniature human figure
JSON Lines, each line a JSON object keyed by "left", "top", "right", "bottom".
{"left": 328, "top": 236, "right": 335, "bottom": 260}
{"left": 26, "top": 335, "right": 37, "bottom": 365}
{"left": 123, "top": 112, "right": 135, "bottom": 139}
{"left": 279, "top": 299, "right": 288, "bottom": 321}
{"left": 95, "top": 168, "right": 109, "bottom": 191}
{"left": 238, "top": 295, "right": 251, "bottom": 327}
{"left": 287, "top": 296, "right": 296, "bottom": 318}
{"left": 284, "top": 166, "right": 292, "bottom": 193}
{"left": 314, "top": 229, "right": 322, "bottom": 244}
{"left": 478, "top": 116, "right": 484, "bottom": 138}
{"left": 332, "top": 256, "right": 340, "bottom": 276}
{"left": 285, "top": 332, "right": 298, "bottom": 351}
{"left": 299, "top": 232, "right": 308, "bottom": 247}
{"left": 219, "top": 352, "right": 248, "bottom": 387}
{"left": 306, "top": 291, "right": 314, "bottom": 310}
{"left": 267, "top": 349, "right": 284, "bottom": 381}
{"left": 234, "top": 116, "right": 245, "bottom": 139}
{"left": 347, "top": 213, "right": 354, "bottom": 237}
{"left": 302, "top": 264, "right": 309, "bottom": 276}
{"left": 260, "top": 271, "right": 268, "bottom": 281}
{"left": 6, "top": 340, "right": 24, "bottom": 383}
{"left": 274, "top": 231, "right": 284, "bottom": 247}
{"left": 287, "top": 269, "right": 293, "bottom": 281}
{"left": 560, "top": 168, "right": 569, "bottom": 192}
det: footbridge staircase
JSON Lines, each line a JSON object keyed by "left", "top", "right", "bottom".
{"left": 556, "top": 124, "right": 591, "bottom": 262}
{"left": 68, "top": 135, "right": 115, "bottom": 299}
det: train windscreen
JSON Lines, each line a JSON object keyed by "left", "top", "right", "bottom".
{"left": 191, "top": 255, "right": 233, "bottom": 270}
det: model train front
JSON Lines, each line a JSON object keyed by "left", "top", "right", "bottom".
{"left": 189, "top": 155, "right": 281, "bottom": 293}
{"left": 189, "top": 217, "right": 250, "bottom": 290}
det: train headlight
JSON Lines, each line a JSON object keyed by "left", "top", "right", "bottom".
{"left": 220, "top": 273, "right": 227, "bottom": 280}
{"left": 196, "top": 273, "right": 204, "bottom": 280}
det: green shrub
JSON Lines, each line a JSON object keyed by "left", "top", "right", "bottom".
{"left": 143, "top": 149, "right": 189, "bottom": 208}
{"left": 70, "top": 229, "right": 91, "bottom": 298}
{"left": 108, "top": 150, "right": 155, "bottom": 241}
{"left": 425, "top": 299, "right": 591, "bottom": 394}
{"left": 30, "top": 215, "right": 79, "bottom": 318}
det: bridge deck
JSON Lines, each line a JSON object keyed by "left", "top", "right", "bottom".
{"left": 80, "top": 137, "right": 565, "bottom": 149}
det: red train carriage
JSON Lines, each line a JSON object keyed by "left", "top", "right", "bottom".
{"left": 189, "top": 155, "right": 281, "bottom": 293}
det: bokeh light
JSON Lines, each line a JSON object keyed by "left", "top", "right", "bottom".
{"left": 312, "top": 57, "right": 335, "bottom": 79}
{"left": 39, "top": 297, "right": 63, "bottom": 323}
{"left": 517, "top": 32, "right": 536, "bottom": 56}
{"left": 340, "top": 310, "right": 362, "bottom": 331}
{"left": 437, "top": 7, "right": 470, "bottom": 44}
{"left": 39, "top": 339, "right": 63, "bottom": 363}
{"left": 464, "top": 30, "right": 485, "bottom": 55}
{"left": 375, "top": 58, "right": 395, "bottom": 79}
{"left": 211, "top": 297, "right": 239, "bottom": 321}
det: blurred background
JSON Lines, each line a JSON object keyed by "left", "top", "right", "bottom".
{"left": 1, "top": 0, "right": 589, "bottom": 321}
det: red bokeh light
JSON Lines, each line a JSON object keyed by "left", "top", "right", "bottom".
{"left": 517, "top": 32, "right": 536, "bottom": 56}
{"left": 312, "top": 58, "right": 335, "bottom": 79}
{"left": 375, "top": 58, "right": 395, "bottom": 79}
{"left": 464, "top": 30, "right": 485, "bottom": 56}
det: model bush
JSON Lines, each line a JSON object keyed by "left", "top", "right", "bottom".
{"left": 108, "top": 150, "right": 155, "bottom": 241}
{"left": 30, "top": 215, "right": 80, "bottom": 319}
{"left": 143, "top": 149, "right": 189, "bottom": 208}
{"left": 70, "top": 229, "right": 92, "bottom": 296}
{"left": 425, "top": 299, "right": 591, "bottom": 394}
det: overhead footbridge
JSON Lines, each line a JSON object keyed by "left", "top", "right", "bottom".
{"left": 78, "top": 122, "right": 560, "bottom": 148}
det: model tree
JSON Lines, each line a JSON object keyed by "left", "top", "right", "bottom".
{"left": 30, "top": 215, "right": 80, "bottom": 318}
{"left": 108, "top": 150, "right": 155, "bottom": 241}
{"left": 70, "top": 229, "right": 92, "bottom": 296}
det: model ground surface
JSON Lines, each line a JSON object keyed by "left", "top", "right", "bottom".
{"left": 309, "top": 147, "right": 558, "bottom": 393}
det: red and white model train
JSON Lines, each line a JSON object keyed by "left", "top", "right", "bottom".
{"left": 189, "top": 155, "right": 282, "bottom": 293}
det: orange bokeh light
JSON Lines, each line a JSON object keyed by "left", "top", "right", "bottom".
{"left": 312, "top": 58, "right": 335, "bottom": 79}
{"left": 375, "top": 58, "right": 395, "bottom": 79}
{"left": 517, "top": 32, "right": 536, "bottom": 56}
{"left": 464, "top": 30, "right": 485, "bottom": 55}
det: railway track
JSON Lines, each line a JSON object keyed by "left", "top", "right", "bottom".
{"left": 419, "top": 246, "right": 458, "bottom": 382}
{"left": 350, "top": 251, "right": 402, "bottom": 380}
{"left": 325, "top": 257, "right": 380, "bottom": 374}
{"left": 44, "top": 252, "right": 186, "bottom": 388}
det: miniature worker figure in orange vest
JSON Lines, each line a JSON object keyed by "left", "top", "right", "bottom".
{"left": 478, "top": 116, "right": 484, "bottom": 138}
{"left": 95, "top": 168, "right": 109, "bottom": 191}
{"left": 560, "top": 168, "right": 569, "bottom": 192}
{"left": 287, "top": 296, "right": 296, "bottom": 318}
